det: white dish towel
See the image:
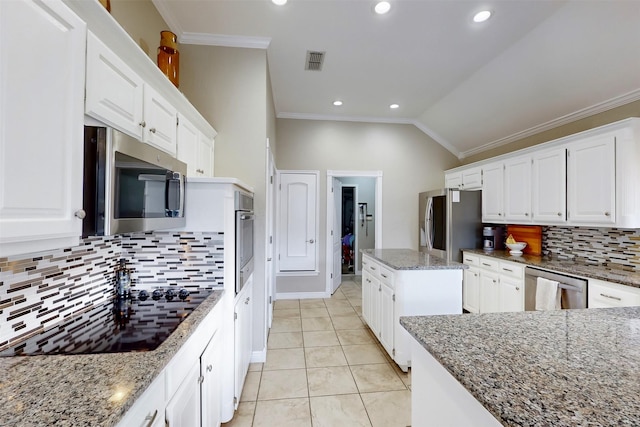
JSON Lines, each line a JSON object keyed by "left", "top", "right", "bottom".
{"left": 535, "top": 277, "right": 561, "bottom": 310}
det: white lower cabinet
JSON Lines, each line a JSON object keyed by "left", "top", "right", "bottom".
{"left": 464, "top": 252, "right": 524, "bottom": 313}
{"left": 361, "top": 254, "right": 462, "bottom": 371}
{"left": 588, "top": 279, "right": 640, "bottom": 308}
{"left": 166, "top": 360, "right": 202, "bottom": 427}
{"left": 117, "top": 372, "right": 165, "bottom": 427}
{"left": 234, "top": 276, "right": 253, "bottom": 409}
{"left": 201, "top": 330, "right": 222, "bottom": 427}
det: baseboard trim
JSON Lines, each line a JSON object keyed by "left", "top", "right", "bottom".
{"left": 276, "top": 291, "right": 331, "bottom": 300}
{"left": 251, "top": 348, "right": 267, "bottom": 364}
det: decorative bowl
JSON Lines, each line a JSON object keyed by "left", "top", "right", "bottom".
{"left": 506, "top": 242, "right": 527, "bottom": 255}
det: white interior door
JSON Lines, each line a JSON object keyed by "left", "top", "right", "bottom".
{"left": 332, "top": 178, "right": 342, "bottom": 294}
{"left": 278, "top": 172, "right": 318, "bottom": 271}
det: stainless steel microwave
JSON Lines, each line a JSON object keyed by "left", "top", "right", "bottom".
{"left": 82, "top": 126, "right": 186, "bottom": 236}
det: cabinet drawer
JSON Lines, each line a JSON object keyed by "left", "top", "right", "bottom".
{"left": 362, "top": 257, "right": 377, "bottom": 274}
{"left": 478, "top": 257, "right": 499, "bottom": 271}
{"left": 378, "top": 265, "right": 394, "bottom": 287}
{"left": 462, "top": 253, "right": 479, "bottom": 266}
{"left": 498, "top": 261, "right": 524, "bottom": 279}
{"left": 589, "top": 279, "right": 640, "bottom": 308}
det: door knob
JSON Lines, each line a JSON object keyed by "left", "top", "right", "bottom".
{"left": 74, "top": 209, "right": 86, "bottom": 219}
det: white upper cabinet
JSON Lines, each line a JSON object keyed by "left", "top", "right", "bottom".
{"left": 445, "top": 167, "right": 482, "bottom": 190}
{"left": 0, "top": 0, "right": 86, "bottom": 257}
{"left": 567, "top": 133, "right": 616, "bottom": 225}
{"left": 177, "top": 113, "right": 214, "bottom": 177}
{"left": 85, "top": 31, "right": 145, "bottom": 139}
{"left": 143, "top": 85, "right": 178, "bottom": 155}
{"left": 532, "top": 147, "right": 567, "bottom": 224}
{"left": 481, "top": 162, "right": 504, "bottom": 222}
{"left": 503, "top": 155, "right": 532, "bottom": 222}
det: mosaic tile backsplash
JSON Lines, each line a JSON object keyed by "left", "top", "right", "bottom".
{"left": 0, "top": 231, "right": 224, "bottom": 349}
{"left": 542, "top": 226, "right": 640, "bottom": 272}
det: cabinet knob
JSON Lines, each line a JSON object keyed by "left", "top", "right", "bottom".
{"left": 139, "top": 121, "right": 146, "bottom": 128}
{"left": 498, "top": 213, "right": 502, "bottom": 216}
{"left": 245, "top": 297, "right": 250, "bottom": 304}
{"left": 525, "top": 213, "right": 529, "bottom": 217}
{"left": 149, "top": 127, "right": 157, "bottom": 134}
{"left": 516, "top": 287, "right": 520, "bottom": 291}
{"left": 307, "top": 239, "right": 315, "bottom": 244}
{"left": 74, "top": 209, "right": 86, "bottom": 219}
{"left": 557, "top": 212, "right": 562, "bottom": 217}
{"left": 604, "top": 212, "right": 611, "bottom": 217}
{"left": 207, "top": 364, "right": 213, "bottom": 372}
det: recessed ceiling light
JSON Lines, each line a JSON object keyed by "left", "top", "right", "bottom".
{"left": 390, "top": 104, "right": 399, "bottom": 109}
{"left": 473, "top": 10, "right": 492, "bottom": 23}
{"left": 374, "top": 1, "right": 391, "bottom": 15}
{"left": 333, "top": 100, "right": 343, "bottom": 106}
{"left": 272, "top": 0, "right": 287, "bottom": 5}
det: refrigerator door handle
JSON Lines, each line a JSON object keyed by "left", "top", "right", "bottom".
{"left": 426, "top": 197, "right": 434, "bottom": 250}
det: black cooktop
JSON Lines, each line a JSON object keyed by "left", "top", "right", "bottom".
{"left": 0, "top": 288, "right": 215, "bottom": 357}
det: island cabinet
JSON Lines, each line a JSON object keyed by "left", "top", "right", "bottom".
{"left": 361, "top": 251, "right": 464, "bottom": 372}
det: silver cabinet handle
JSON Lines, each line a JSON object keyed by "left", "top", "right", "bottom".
{"left": 482, "top": 263, "right": 492, "bottom": 267}
{"left": 139, "top": 121, "right": 146, "bottom": 128}
{"left": 143, "top": 410, "right": 158, "bottom": 427}
{"left": 516, "top": 287, "right": 520, "bottom": 291}
{"left": 267, "top": 257, "right": 272, "bottom": 261}
{"left": 371, "top": 266, "right": 376, "bottom": 270}
{"left": 207, "top": 364, "right": 213, "bottom": 372}
{"left": 245, "top": 297, "right": 250, "bottom": 304}
{"left": 492, "top": 279, "right": 497, "bottom": 283}
{"left": 600, "top": 293, "right": 621, "bottom": 301}
{"left": 381, "top": 273, "right": 388, "bottom": 279}
{"left": 473, "top": 273, "right": 478, "bottom": 277}
{"left": 307, "top": 239, "right": 315, "bottom": 244}
{"left": 502, "top": 268, "right": 513, "bottom": 272}
{"left": 196, "top": 168, "right": 204, "bottom": 174}
{"left": 149, "top": 127, "right": 157, "bottom": 134}
{"left": 74, "top": 209, "right": 86, "bottom": 219}
{"left": 366, "top": 278, "right": 371, "bottom": 283}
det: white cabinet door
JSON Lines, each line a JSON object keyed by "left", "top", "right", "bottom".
{"left": 165, "top": 360, "right": 202, "bottom": 427}
{"left": 0, "top": 0, "right": 85, "bottom": 257}
{"left": 234, "top": 278, "right": 253, "bottom": 409}
{"left": 532, "top": 147, "right": 567, "bottom": 224}
{"left": 201, "top": 331, "right": 222, "bottom": 427}
{"left": 379, "top": 282, "right": 394, "bottom": 356}
{"left": 482, "top": 162, "right": 504, "bottom": 222}
{"left": 567, "top": 134, "right": 616, "bottom": 224}
{"left": 463, "top": 267, "right": 480, "bottom": 313}
{"left": 462, "top": 167, "right": 482, "bottom": 190}
{"left": 503, "top": 155, "right": 532, "bottom": 223}
{"left": 445, "top": 172, "right": 462, "bottom": 190}
{"left": 479, "top": 270, "right": 500, "bottom": 313}
{"left": 499, "top": 278, "right": 524, "bottom": 312}
{"left": 278, "top": 172, "right": 318, "bottom": 271}
{"left": 368, "top": 275, "right": 382, "bottom": 336}
{"left": 198, "top": 133, "right": 214, "bottom": 177}
{"left": 177, "top": 113, "right": 200, "bottom": 177}
{"left": 362, "top": 269, "right": 373, "bottom": 326}
{"left": 85, "top": 31, "right": 144, "bottom": 140}
{"left": 143, "top": 85, "right": 178, "bottom": 155}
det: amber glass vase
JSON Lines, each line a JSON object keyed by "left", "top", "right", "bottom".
{"left": 158, "top": 31, "right": 179, "bottom": 88}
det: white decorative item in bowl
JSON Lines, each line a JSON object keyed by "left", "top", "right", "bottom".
{"left": 506, "top": 242, "right": 527, "bottom": 255}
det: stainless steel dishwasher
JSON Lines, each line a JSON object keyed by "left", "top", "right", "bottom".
{"left": 524, "top": 267, "right": 588, "bottom": 310}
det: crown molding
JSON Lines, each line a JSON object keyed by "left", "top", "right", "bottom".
{"left": 151, "top": 0, "right": 184, "bottom": 36}
{"left": 180, "top": 32, "right": 271, "bottom": 49}
{"left": 410, "top": 120, "right": 462, "bottom": 159}
{"left": 459, "top": 88, "right": 640, "bottom": 159}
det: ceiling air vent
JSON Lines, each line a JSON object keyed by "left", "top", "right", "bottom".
{"left": 305, "top": 51, "right": 325, "bottom": 71}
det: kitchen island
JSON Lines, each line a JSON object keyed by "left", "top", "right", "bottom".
{"left": 400, "top": 307, "right": 640, "bottom": 426}
{"left": 0, "top": 290, "right": 224, "bottom": 427}
{"left": 362, "top": 249, "right": 467, "bottom": 371}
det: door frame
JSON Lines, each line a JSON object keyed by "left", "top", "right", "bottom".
{"left": 326, "top": 170, "right": 383, "bottom": 295}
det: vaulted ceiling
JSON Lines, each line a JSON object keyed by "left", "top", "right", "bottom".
{"left": 154, "top": 0, "right": 640, "bottom": 158}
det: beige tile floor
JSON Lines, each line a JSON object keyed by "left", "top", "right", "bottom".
{"left": 223, "top": 277, "right": 411, "bottom": 427}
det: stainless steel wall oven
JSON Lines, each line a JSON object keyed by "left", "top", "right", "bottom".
{"left": 235, "top": 190, "right": 254, "bottom": 294}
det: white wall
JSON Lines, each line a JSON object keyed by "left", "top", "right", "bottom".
{"left": 275, "top": 119, "right": 460, "bottom": 295}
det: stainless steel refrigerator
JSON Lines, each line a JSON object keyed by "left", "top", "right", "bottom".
{"left": 418, "top": 189, "right": 482, "bottom": 262}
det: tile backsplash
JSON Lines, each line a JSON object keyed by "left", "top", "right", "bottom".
{"left": 0, "top": 231, "right": 224, "bottom": 349}
{"left": 542, "top": 226, "right": 640, "bottom": 272}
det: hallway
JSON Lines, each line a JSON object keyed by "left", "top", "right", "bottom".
{"left": 223, "top": 277, "right": 411, "bottom": 426}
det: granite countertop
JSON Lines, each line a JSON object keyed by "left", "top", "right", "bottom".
{"left": 464, "top": 249, "right": 640, "bottom": 289}
{"left": 0, "top": 290, "right": 224, "bottom": 427}
{"left": 362, "top": 248, "right": 468, "bottom": 271}
{"left": 401, "top": 307, "right": 640, "bottom": 426}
